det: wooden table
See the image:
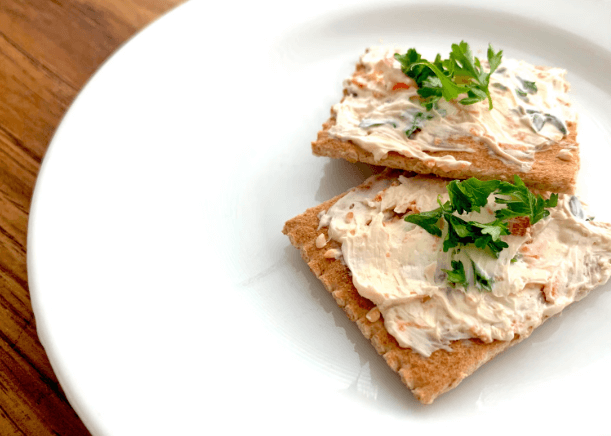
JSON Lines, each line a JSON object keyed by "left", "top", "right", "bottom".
{"left": 0, "top": 1, "right": 184, "bottom": 434}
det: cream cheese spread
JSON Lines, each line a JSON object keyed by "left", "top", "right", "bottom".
{"left": 328, "top": 47, "right": 577, "bottom": 172}
{"left": 318, "top": 174, "right": 611, "bottom": 357}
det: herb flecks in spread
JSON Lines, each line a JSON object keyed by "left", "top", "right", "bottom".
{"left": 394, "top": 41, "right": 503, "bottom": 110}
{"left": 328, "top": 45, "right": 576, "bottom": 173}
{"left": 319, "top": 173, "right": 611, "bottom": 357}
{"left": 405, "top": 176, "right": 558, "bottom": 291}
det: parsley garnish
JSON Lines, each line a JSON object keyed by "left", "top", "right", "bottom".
{"left": 405, "top": 112, "right": 434, "bottom": 137}
{"left": 394, "top": 41, "right": 503, "bottom": 110}
{"left": 440, "top": 210, "right": 509, "bottom": 256}
{"left": 518, "top": 77, "right": 538, "bottom": 94}
{"left": 443, "top": 259, "right": 493, "bottom": 292}
{"left": 492, "top": 83, "right": 508, "bottom": 91}
{"left": 403, "top": 202, "right": 446, "bottom": 236}
{"left": 443, "top": 260, "right": 468, "bottom": 288}
{"left": 405, "top": 176, "right": 558, "bottom": 290}
{"left": 493, "top": 176, "right": 558, "bottom": 223}
{"left": 515, "top": 77, "right": 537, "bottom": 100}
{"left": 472, "top": 260, "right": 493, "bottom": 292}
{"left": 360, "top": 119, "right": 398, "bottom": 129}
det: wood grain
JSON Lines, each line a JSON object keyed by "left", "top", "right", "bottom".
{"left": 0, "top": 1, "right": 185, "bottom": 434}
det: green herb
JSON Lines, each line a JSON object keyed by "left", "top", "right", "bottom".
{"left": 394, "top": 41, "right": 503, "bottom": 110}
{"left": 526, "top": 109, "right": 568, "bottom": 135}
{"left": 515, "top": 88, "right": 528, "bottom": 97}
{"left": 360, "top": 119, "right": 397, "bottom": 129}
{"left": 443, "top": 260, "right": 468, "bottom": 288}
{"left": 405, "top": 112, "right": 434, "bottom": 136}
{"left": 442, "top": 259, "right": 493, "bottom": 292}
{"left": 438, "top": 211, "right": 509, "bottom": 257}
{"left": 403, "top": 205, "right": 445, "bottom": 236}
{"left": 519, "top": 78, "right": 538, "bottom": 94}
{"left": 472, "top": 260, "right": 493, "bottom": 292}
{"left": 404, "top": 176, "right": 558, "bottom": 290}
{"left": 446, "top": 178, "right": 502, "bottom": 214}
{"left": 493, "top": 176, "right": 558, "bottom": 224}
{"left": 492, "top": 83, "right": 508, "bottom": 91}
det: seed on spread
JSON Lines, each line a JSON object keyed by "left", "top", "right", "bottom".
{"left": 315, "top": 233, "right": 327, "bottom": 248}
{"left": 365, "top": 307, "right": 381, "bottom": 322}
{"left": 319, "top": 173, "right": 611, "bottom": 357}
{"left": 557, "top": 149, "right": 573, "bottom": 161}
{"left": 323, "top": 248, "right": 342, "bottom": 259}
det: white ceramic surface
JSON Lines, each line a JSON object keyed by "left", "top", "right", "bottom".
{"left": 28, "top": 0, "right": 611, "bottom": 434}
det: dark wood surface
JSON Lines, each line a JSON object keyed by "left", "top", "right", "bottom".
{"left": 0, "top": 1, "right": 184, "bottom": 434}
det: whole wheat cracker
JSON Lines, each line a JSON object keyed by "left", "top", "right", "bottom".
{"left": 312, "top": 60, "right": 580, "bottom": 194}
{"left": 282, "top": 169, "right": 606, "bottom": 404}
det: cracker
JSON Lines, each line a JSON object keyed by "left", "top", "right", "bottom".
{"left": 282, "top": 170, "right": 605, "bottom": 404}
{"left": 313, "top": 116, "right": 579, "bottom": 194}
{"left": 312, "top": 52, "right": 580, "bottom": 194}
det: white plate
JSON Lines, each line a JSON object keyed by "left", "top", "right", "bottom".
{"left": 28, "top": 0, "right": 611, "bottom": 434}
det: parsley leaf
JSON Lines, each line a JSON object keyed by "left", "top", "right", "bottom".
{"left": 525, "top": 110, "right": 568, "bottom": 135}
{"left": 394, "top": 49, "right": 434, "bottom": 85}
{"left": 360, "top": 119, "right": 398, "bottom": 129}
{"left": 442, "top": 214, "right": 509, "bottom": 257}
{"left": 404, "top": 175, "right": 558, "bottom": 290}
{"left": 515, "top": 88, "right": 528, "bottom": 97}
{"left": 494, "top": 176, "right": 558, "bottom": 225}
{"left": 405, "top": 112, "right": 434, "bottom": 136}
{"left": 492, "top": 83, "right": 508, "bottom": 91}
{"left": 404, "top": 205, "right": 444, "bottom": 236}
{"left": 443, "top": 259, "right": 494, "bottom": 291}
{"left": 395, "top": 41, "right": 503, "bottom": 110}
{"left": 447, "top": 179, "right": 501, "bottom": 214}
{"left": 487, "top": 44, "right": 503, "bottom": 73}
{"left": 472, "top": 260, "right": 493, "bottom": 292}
{"left": 518, "top": 77, "right": 538, "bottom": 94}
{"left": 443, "top": 260, "right": 468, "bottom": 288}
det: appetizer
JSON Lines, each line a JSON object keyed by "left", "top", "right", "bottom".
{"left": 283, "top": 169, "right": 611, "bottom": 403}
{"left": 312, "top": 42, "right": 579, "bottom": 193}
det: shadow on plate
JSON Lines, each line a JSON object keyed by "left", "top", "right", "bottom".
{"left": 315, "top": 159, "right": 383, "bottom": 203}
{"left": 282, "top": 244, "right": 424, "bottom": 413}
